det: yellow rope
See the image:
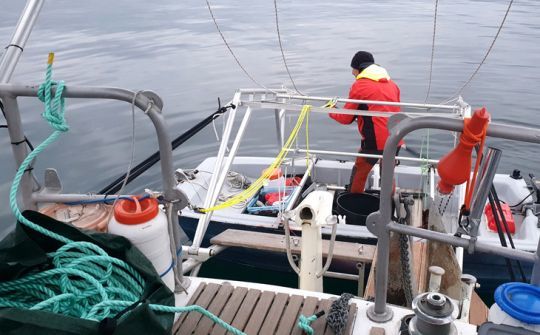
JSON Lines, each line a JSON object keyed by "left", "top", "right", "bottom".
{"left": 305, "top": 109, "right": 310, "bottom": 176}
{"left": 198, "top": 105, "right": 312, "bottom": 213}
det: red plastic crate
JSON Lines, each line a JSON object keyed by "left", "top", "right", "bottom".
{"left": 485, "top": 202, "right": 515, "bottom": 234}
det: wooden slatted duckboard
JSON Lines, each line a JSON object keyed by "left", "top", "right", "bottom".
{"left": 173, "top": 282, "right": 358, "bottom": 335}
{"left": 210, "top": 229, "right": 376, "bottom": 264}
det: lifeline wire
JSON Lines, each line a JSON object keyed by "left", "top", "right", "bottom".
{"left": 273, "top": 0, "right": 303, "bottom": 95}
{"left": 204, "top": 0, "right": 273, "bottom": 92}
{"left": 449, "top": 0, "right": 514, "bottom": 100}
{"left": 424, "top": 0, "right": 439, "bottom": 102}
{"left": 3, "top": 54, "right": 247, "bottom": 335}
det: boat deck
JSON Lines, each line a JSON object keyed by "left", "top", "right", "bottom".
{"left": 173, "top": 277, "right": 477, "bottom": 335}
{"left": 173, "top": 282, "right": 357, "bottom": 335}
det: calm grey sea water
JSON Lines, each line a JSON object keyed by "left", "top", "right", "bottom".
{"left": 1, "top": 0, "right": 539, "bottom": 239}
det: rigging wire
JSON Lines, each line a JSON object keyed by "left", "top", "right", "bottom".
{"left": 273, "top": 0, "right": 303, "bottom": 95}
{"left": 424, "top": 0, "right": 439, "bottom": 102}
{"left": 204, "top": 0, "right": 274, "bottom": 92}
{"left": 105, "top": 91, "right": 144, "bottom": 225}
{"left": 446, "top": 0, "right": 514, "bottom": 101}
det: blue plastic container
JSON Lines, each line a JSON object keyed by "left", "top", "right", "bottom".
{"left": 494, "top": 282, "right": 540, "bottom": 324}
{"left": 246, "top": 186, "right": 298, "bottom": 215}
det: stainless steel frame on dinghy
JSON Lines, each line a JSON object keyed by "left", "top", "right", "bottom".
{"left": 186, "top": 89, "right": 470, "bottom": 260}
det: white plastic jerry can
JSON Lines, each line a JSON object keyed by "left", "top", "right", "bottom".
{"left": 108, "top": 196, "right": 175, "bottom": 292}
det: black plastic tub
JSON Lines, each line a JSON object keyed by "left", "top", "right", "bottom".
{"left": 336, "top": 192, "right": 380, "bottom": 226}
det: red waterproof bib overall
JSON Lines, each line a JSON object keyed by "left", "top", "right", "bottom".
{"left": 329, "top": 64, "right": 403, "bottom": 193}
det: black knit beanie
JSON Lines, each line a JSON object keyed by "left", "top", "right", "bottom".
{"left": 350, "top": 51, "right": 375, "bottom": 71}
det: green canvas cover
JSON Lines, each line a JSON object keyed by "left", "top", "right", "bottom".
{"left": 0, "top": 210, "right": 175, "bottom": 335}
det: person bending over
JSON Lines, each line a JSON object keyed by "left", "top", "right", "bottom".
{"left": 329, "top": 51, "right": 403, "bottom": 193}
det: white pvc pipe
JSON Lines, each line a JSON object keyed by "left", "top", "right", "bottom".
{"left": 295, "top": 191, "right": 334, "bottom": 292}
{"left": 298, "top": 221, "right": 322, "bottom": 292}
{"left": 295, "top": 190, "right": 334, "bottom": 227}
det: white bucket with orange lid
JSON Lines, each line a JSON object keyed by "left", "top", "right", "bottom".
{"left": 108, "top": 196, "right": 175, "bottom": 291}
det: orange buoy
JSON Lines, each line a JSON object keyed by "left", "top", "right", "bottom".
{"left": 437, "top": 107, "right": 490, "bottom": 194}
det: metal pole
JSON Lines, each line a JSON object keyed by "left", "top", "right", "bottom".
{"left": 238, "top": 88, "right": 288, "bottom": 94}
{"left": 275, "top": 94, "right": 459, "bottom": 110}
{"left": 532, "top": 239, "right": 540, "bottom": 286}
{"left": 181, "top": 258, "right": 202, "bottom": 274}
{"left": 286, "top": 148, "right": 439, "bottom": 165}
{"left": 274, "top": 108, "right": 285, "bottom": 149}
{"left": 469, "top": 148, "right": 502, "bottom": 221}
{"left": 285, "top": 158, "right": 314, "bottom": 211}
{"left": 365, "top": 113, "right": 540, "bottom": 322}
{"left": 188, "top": 104, "right": 254, "bottom": 272}
{"left": 324, "top": 271, "right": 359, "bottom": 281}
{"left": 366, "top": 136, "right": 397, "bottom": 321}
{"left": 0, "top": 0, "right": 45, "bottom": 210}
{"left": 242, "top": 101, "right": 462, "bottom": 119}
{"left": 32, "top": 193, "right": 119, "bottom": 203}
{"left": 188, "top": 91, "right": 243, "bottom": 254}
{"left": 1, "top": 96, "right": 36, "bottom": 210}
{"left": 357, "top": 263, "right": 366, "bottom": 297}
{"left": 0, "top": 0, "right": 45, "bottom": 83}
{"left": 207, "top": 106, "right": 253, "bottom": 207}
{"left": 429, "top": 167, "right": 435, "bottom": 198}
{"left": 388, "top": 222, "right": 536, "bottom": 263}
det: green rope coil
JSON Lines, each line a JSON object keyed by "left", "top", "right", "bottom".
{"left": 1, "top": 54, "right": 246, "bottom": 335}
{"left": 297, "top": 314, "right": 318, "bottom": 335}
{"left": 9, "top": 59, "right": 70, "bottom": 244}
